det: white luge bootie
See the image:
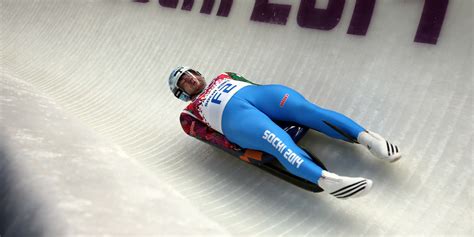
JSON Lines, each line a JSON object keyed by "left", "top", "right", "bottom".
{"left": 317, "top": 171, "right": 372, "bottom": 199}
{"left": 357, "top": 130, "right": 402, "bottom": 163}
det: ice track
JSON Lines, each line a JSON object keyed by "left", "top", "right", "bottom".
{"left": 1, "top": 0, "right": 472, "bottom": 236}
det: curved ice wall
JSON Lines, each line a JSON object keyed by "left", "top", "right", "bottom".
{"left": 1, "top": 0, "right": 472, "bottom": 236}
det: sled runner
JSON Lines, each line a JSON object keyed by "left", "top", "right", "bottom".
{"left": 180, "top": 113, "right": 328, "bottom": 192}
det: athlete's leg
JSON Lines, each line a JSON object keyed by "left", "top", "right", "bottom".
{"left": 222, "top": 97, "right": 323, "bottom": 184}
{"left": 222, "top": 93, "right": 373, "bottom": 198}
{"left": 240, "top": 85, "right": 402, "bottom": 161}
{"left": 240, "top": 85, "right": 365, "bottom": 143}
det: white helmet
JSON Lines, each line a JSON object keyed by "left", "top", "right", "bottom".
{"left": 168, "top": 66, "right": 194, "bottom": 101}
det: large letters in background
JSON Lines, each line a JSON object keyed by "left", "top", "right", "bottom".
{"left": 135, "top": 0, "right": 449, "bottom": 44}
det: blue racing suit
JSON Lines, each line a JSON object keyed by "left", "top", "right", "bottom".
{"left": 182, "top": 72, "right": 365, "bottom": 184}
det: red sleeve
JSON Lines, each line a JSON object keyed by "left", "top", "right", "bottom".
{"left": 180, "top": 112, "right": 238, "bottom": 151}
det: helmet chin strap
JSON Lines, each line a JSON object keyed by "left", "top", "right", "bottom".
{"left": 174, "top": 88, "right": 191, "bottom": 101}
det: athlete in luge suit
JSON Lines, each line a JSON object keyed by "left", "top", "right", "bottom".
{"left": 169, "top": 66, "right": 402, "bottom": 199}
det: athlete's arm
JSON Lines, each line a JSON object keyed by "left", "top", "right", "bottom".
{"left": 180, "top": 112, "right": 237, "bottom": 151}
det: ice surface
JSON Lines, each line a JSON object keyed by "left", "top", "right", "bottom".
{"left": 0, "top": 73, "right": 228, "bottom": 236}
{"left": 1, "top": 0, "right": 472, "bottom": 236}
